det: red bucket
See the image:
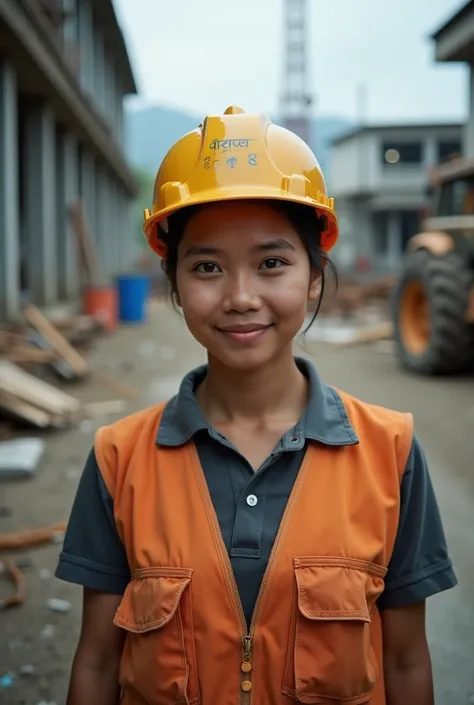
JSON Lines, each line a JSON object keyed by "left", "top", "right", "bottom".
{"left": 82, "top": 286, "right": 117, "bottom": 332}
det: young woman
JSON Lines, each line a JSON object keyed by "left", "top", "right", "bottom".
{"left": 56, "top": 106, "right": 456, "bottom": 705}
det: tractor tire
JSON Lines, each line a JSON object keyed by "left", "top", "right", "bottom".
{"left": 392, "top": 249, "right": 474, "bottom": 375}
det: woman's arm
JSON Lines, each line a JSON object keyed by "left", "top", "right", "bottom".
{"left": 382, "top": 601, "right": 434, "bottom": 705}
{"left": 377, "top": 435, "right": 457, "bottom": 703}
{"left": 67, "top": 588, "right": 126, "bottom": 705}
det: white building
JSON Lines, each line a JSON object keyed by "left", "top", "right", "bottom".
{"left": 0, "top": 0, "right": 139, "bottom": 321}
{"left": 433, "top": 0, "right": 474, "bottom": 156}
{"left": 329, "top": 124, "right": 462, "bottom": 273}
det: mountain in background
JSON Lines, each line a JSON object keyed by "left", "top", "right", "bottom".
{"left": 124, "top": 104, "right": 353, "bottom": 182}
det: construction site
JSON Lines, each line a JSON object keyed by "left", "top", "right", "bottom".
{"left": 0, "top": 1, "right": 473, "bottom": 704}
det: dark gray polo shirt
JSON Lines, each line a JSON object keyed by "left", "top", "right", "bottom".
{"left": 56, "top": 358, "right": 457, "bottom": 626}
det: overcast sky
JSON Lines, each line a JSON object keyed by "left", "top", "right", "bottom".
{"left": 115, "top": 0, "right": 467, "bottom": 123}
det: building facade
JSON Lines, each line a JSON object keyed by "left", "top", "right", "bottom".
{"left": 0, "top": 0, "right": 138, "bottom": 320}
{"left": 433, "top": 0, "right": 474, "bottom": 156}
{"left": 329, "top": 123, "right": 462, "bottom": 272}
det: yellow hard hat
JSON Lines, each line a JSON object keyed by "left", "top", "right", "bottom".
{"left": 143, "top": 106, "right": 338, "bottom": 257}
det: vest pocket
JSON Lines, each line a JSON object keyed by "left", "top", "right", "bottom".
{"left": 282, "top": 557, "right": 387, "bottom": 704}
{"left": 113, "top": 566, "right": 199, "bottom": 705}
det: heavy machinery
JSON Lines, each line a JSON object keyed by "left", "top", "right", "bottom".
{"left": 392, "top": 157, "right": 474, "bottom": 374}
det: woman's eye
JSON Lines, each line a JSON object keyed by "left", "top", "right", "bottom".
{"left": 260, "top": 258, "right": 287, "bottom": 270}
{"left": 194, "top": 262, "right": 221, "bottom": 274}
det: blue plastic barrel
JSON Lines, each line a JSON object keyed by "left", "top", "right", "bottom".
{"left": 116, "top": 274, "right": 150, "bottom": 324}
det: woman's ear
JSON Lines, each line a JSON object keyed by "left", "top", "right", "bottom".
{"left": 308, "top": 270, "right": 322, "bottom": 302}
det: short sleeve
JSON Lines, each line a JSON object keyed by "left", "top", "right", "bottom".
{"left": 55, "top": 448, "right": 131, "bottom": 594}
{"left": 378, "top": 435, "right": 457, "bottom": 609}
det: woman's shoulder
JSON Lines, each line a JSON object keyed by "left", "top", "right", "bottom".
{"left": 96, "top": 401, "right": 168, "bottom": 447}
{"left": 334, "top": 388, "right": 414, "bottom": 472}
{"left": 334, "top": 386, "right": 413, "bottom": 438}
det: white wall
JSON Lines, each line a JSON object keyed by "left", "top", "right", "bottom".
{"left": 329, "top": 125, "right": 462, "bottom": 201}
{"left": 330, "top": 134, "right": 379, "bottom": 198}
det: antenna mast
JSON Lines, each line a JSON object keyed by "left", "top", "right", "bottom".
{"left": 280, "top": 0, "right": 313, "bottom": 146}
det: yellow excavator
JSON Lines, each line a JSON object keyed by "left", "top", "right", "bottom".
{"left": 392, "top": 157, "right": 474, "bottom": 374}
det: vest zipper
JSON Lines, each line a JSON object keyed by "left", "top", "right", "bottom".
{"left": 191, "top": 445, "right": 313, "bottom": 704}
{"left": 238, "top": 514, "right": 284, "bottom": 703}
{"left": 240, "top": 634, "right": 253, "bottom": 703}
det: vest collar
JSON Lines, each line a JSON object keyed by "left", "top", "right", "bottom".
{"left": 157, "top": 357, "right": 359, "bottom": 448}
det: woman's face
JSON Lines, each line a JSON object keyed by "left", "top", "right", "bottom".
{"left": 175, "top": 201, "right": 321, "bottom": 371}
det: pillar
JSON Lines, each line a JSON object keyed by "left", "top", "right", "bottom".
{"left": 104, "top": 53, "right": 117, "bottom": 130}
{"left": 123, "top": 190, "right": 132, "bottom": 268}
{"left": 56, "top": 130, "right": 79, "bottom": 300}
{"left": 116, "top": 183, "right": 126, "bottom": 272}
{"left": 0, "top": 59, "right": 20, "bottom": 320}
{"left": 115, "top": 77, "right": 124, "bottom": 145}
{"left": 466, "top": 67, "right": 474, "bottom": 158}
{"left": 424, "top": 136, "right": 437, "bottom": 168}
{"left": 93, "top": 31, "right": 107, "bottom": 116}
{"left": 24, "top": 101, "right": 57, "bottom": 306}
{"left": 95, "top": 163, "right": 111, "bottom": 274}
{"left": 109, "top": 178, "right": 120, "bottom": 276}
{"left": 79, "top": 148, "right": 96, "bottom": 253}
{"left": 78, "top": 0, "right": 94, "bottom": 94}
{"left": 387, "top": 211, "right": 403, "bottom": 271}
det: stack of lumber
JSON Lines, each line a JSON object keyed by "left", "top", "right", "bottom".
{"left": 0, "top": 303, "right": 139, "bottom": 429}
{"left": 0, "top": 359, "right": 82, "bottom": 428}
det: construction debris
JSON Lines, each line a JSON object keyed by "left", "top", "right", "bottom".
{"left": 335, "top": 321, "right": 394, "bottom": 347}
{"left": 317, "top": 274, "right": 396, "bottom": 318}
{"left": 0, "top": 520, "right": 67, "bottom": 609}
{"left": 0, "top": 438, "right": 45, "bottom": 480}
{"left": 84, "top": 399, "right": 128, "bottom": 417}
{"left": 0, "top": 557, "right": 26, "bottom": 609}
{"left": 0, "top": 360, "right": 82, "bottom": 429}
{"left": 46, "top": 597, "right": 71, "bottom": 614}
{"left": 0, "top": 304, "right": 139, "bottom": 429}
{"left": 0, "top": 521, "right": 67, "bottom": 552}
{"left": 23, "top": 305, "right": 88, "bottom": 377}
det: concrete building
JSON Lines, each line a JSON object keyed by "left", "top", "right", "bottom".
{"left": 329, "top": 123, "right": 462, "bottom": 272}
{"left": 433, "top": 0, "right": 474, "bottom": 157}
{"left": 0, "top": 0, "right": 139, "bottom": 321}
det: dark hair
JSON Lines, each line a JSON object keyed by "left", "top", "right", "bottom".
{"left": 158, "top": 201, "right": 338, "bottom": 331}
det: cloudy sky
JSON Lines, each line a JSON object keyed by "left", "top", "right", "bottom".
{"left": 115, "top": 0, "right": 467, "bottom": 123}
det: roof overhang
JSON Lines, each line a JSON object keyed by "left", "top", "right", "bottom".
{"left": 331, "top": 122, "right": 463, "bottom": 147}
{"left": 432, "top": 1, "right": 474, "bottom": 62}
{"left": 0, "top": 0, "right": 138, "bottom": 196}
{"left": 431, "top": 156, "right": 474, "bottom": 181}
{"left": 94, "top": 2, "right": 138, "bottom": 95}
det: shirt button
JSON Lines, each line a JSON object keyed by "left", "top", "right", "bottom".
{"left": 290, "top": 436, "right": 299, "bottom": 443}
{"left": 246, "top": 494, "right": 258, "bottom": 507}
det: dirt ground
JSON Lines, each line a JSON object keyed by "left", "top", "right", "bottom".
{"left": 1, "top": 299, "right": 473, "bottom": 704}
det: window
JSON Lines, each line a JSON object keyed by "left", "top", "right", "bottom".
{"left": 372, "top": 212, "right": 389, "bottom": 255}
{"left": 437, "top": 141, "right": 461, "bottom": 163}
{"left": 400, "top": 211, "right": 420, "bottom": 248}
{"left": 437, "top": 177, "right": 474, "bottom": 216}
{"left": 381, "top": 142, "right": 423, "bottom": 165}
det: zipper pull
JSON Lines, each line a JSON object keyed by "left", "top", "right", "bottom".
{"left": 241, "top": 634, "right": 253, "bottom": 692}
{"left": 243, "top": 635, "right": 252, "bottom": 661}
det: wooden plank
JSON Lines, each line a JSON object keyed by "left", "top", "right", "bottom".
{"left": 23, "top": 304, "right": 88, "bottom": 376}
{"left": 68, "top": 199, "right": 102, "bottom": 286}
{"left": 0, "top": 360, "right": 81, "bottom": 416}
{"left": 0, "top": 520, "right": 67, "bottom": 550}
{"left": 84, "top": 399, "right": 127, "bottom": 417}
{"left": 0, "top": 391, "right": 53, "bottom": 428}
{"left": 337, "top": 322, "right": 394, "bottom": 347}
{"left": 5, "top": 347, "right": 56, "bottom": 364}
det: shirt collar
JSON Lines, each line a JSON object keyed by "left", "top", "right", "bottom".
{"left": 156, "top": 357, "right": 359, "bottom": 448}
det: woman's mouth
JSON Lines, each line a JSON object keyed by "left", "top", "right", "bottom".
{"left": 216, "top": 323, "right": 273, "bottom": 344}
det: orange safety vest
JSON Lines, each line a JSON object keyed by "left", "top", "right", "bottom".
{"left": 95, "top": 390, "right": 413, "bottom": 705}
